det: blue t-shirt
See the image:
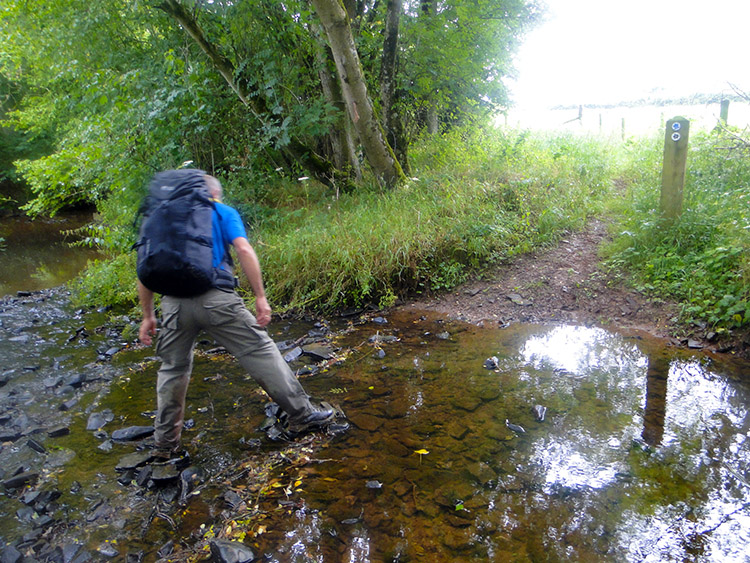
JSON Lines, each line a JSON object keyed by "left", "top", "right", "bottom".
{"left": 212, "top": 201, "right": 247, "bottom": 269}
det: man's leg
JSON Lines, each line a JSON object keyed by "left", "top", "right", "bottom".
{"left": 154, "top": 297, "right": 199, "bottom": 450}
{"left": 200, "top": 290, "right": 319, "bottom": 420}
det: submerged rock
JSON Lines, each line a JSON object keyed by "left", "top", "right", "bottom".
{"left": 178, "top": 466, "right": 204, "bottom": 505}
{"left": 532, "top": 405, "right": 547, "bottom": 422}
{"left": 483, "top": 356, "right": 499, "bottom": 370}
{"left": 3, "top": 470, "right": 39, "bottom": 490}
{"left": 505, "top": 419, "right": 525, "bottom": 434}
{"left": 209, "top": 539, "right": 255, "bottom": 563}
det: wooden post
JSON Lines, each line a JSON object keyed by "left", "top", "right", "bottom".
{"left": 720, "top": 99, "right": 729, "bottom": 125}
{"left": 660, "top": 117, "right": 690, "bottom": 220}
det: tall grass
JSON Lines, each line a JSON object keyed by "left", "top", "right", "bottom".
{"left": 604, "top": 130, "right": 750, "bottom": 329}
{"left": 72, "top": 125, "right": 621, "bottom": 312}
{"left": 256, "top": 127, "right": 619, "bottom": 311}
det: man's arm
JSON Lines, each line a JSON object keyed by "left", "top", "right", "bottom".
{"left": 138, "top": 281, "right": 158, "bottom": 345}
{"left": 232, "top": 236, "right": 272, "bottom": 327}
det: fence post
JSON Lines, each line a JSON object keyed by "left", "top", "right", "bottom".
{"left": 660, "top": 117, "right": 690, "bottom": 220}
{"left": 720, "top": 99, "right": 729, "bottom": 125}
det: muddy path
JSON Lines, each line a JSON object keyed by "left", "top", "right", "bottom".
{"left": 399, "top": 218, "right": 749, "bottom": 360}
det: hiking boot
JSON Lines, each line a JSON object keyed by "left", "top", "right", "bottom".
{"left": 287, "top": 405, "right": 335, "bottom": 435}
{"left": 151, "top": 445, "right": 189, "bottom": 467}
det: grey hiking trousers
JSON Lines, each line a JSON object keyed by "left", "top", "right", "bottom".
{"left": 154, "top": 288, "right": 313, "bottom": 449}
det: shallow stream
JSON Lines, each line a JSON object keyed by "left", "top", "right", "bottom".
{"left": 1, "top": 217, "right": 749, "bottom": 562}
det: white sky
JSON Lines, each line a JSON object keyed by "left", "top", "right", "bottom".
{"left": 509, "top": 0, "right": 750, "bottom": 110}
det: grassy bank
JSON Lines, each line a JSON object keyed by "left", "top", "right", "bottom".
{"left": 255, "top": 127, "right": 617, "bottom": 311}
{"left": 603, "top": 130, "right": 750, "bottom": 330}
{"left": 72, "top": 124, "right": 750, "bottom": 334}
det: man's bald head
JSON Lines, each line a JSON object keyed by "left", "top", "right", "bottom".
{"left": 204, "top": 175, "right": 223, "bottom": 200}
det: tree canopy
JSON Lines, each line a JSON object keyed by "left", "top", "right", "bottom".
{"left": 0, "top": 0, "right": 540, "bottom": 237}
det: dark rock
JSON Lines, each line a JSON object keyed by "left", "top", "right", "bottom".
{"left": 33, "top": 489, "right": 61, "bottom": 513}
{"left": 483, "top": 356, "right": 499, "bottom": 370}
{"left": 157, "top": 540, "right": 174, "bottom": 559}
{"left": 48, "top": 426, "right": 70, "bottom": 438}
{"left": 40, "top": 545, "right": 64, "bottom": 563}
{"left": 3, "top": 470, "right": 39, "bottom": 490}
{"left": 302, "top": 343, "right": 335, "bottom": 361}
{"left": 368, "top": 334, "right": 398, "bottom": 344}
{"left": 117, "top": 470, "right": 135, "bottom": 486}
{"left": 111, "top": 426, "right": 154, "bottom": 442}
{"left": 21, "top": 489, "right": 42, "bottom": 505}
{"left": 151, "top": 463, "right": 180, "bottom": 482}
{"left": 238, "top": 437, "right": 261, "bottom": 450}
{"left": 158, "top": 484, "right": 180, "bottom": 503}
{"left": 0, "top": 545, "right": 23, "bottom": 563}
{"left": 96, "top": 543, "right": 119, "bottom": 558}
{"left": 125, "top": 552, "right": 144, "bottom": 563}
{"left": 58, "top": 398, "right": 78, "bottom": 412}
{"left": 532, "top": 405, "right": 547, "bottom": 422}
{"left": 178, "top": 466, "right": 204, "bottom": 505}
{"left": 33, "top": 514, "right": 55, "bottom": 529}
{"left": 43, "top": 376, "right": 63, "bottom": 389}
{"left": 283, "top": 346, "right": 303, "bottom": 363}
{"left": 86, "top": 410, "right": 114, "bottom": 431}
{"left": 86, "top": 501, "right": 113, "bottom": 523}
{"left": 224, "top": 490, "right": 245, "bottom": 510}
{"left": 135, "top": 465, "right": 152, "bottom": 487}
{"left": 16, "top": 506, "right": 35, "bottom": 523}
{"left": 70, "top": 549, "right": 92, "bottom": 563}
{"left": 62, "top": 544, "right": 83, "bottom": 563}
{"left": 98, "top": 440, "right": 113, "bottom": 452}
{"left": 27, "top": 438, "right": 46, "bottom": 453}
{"left": 63, "top": 373, "right": 86, "bottom": 388}
{"left": 505, "top": 419, "right": 525, "bottom": 434}
{"left": 209, "top": 540, "right": 256, "bottom": 563}
{"left": 115, "top": 451, "right": 154, "bottom": 471}
{"left": 0, "top": 430, "right": 21, "bottom": 443}
{"left": 0, "top": 373, "right": 10, "bottom": 388}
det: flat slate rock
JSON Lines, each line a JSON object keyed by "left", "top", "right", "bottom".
{"left": 115, "top": 451, "right": 155, "bottom": 471}
{"left": 3, "top": 471, "right": 39, "bottom": 490}
{"left": 111, "top": 426, "right": 154, "bottom": 442}
{"left": 209, "top": 540, "right": 255, "bottom": 563}
{"left": 302, "top": 343, "right": 335, "bottom": 361}
{"left": 150, "top": 464, "right": 180, "bottom": 482}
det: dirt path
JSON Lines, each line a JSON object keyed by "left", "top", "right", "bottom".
{"left": 399, "top": 219, "right": 747, "bottom": 358}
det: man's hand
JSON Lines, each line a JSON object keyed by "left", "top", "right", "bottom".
{"left": 139, "top": 315, "right": 157, "bottom": 346}
{"left": 255, "top": 295, "right": 272, "bottom": 328}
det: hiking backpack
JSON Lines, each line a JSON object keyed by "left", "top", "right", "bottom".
{"left": 134, "top": 169, "right": 234, "bottom": 297}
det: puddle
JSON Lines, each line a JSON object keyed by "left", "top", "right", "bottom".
{"left": 1, "top": 300, "right": 749, "bottom": 562}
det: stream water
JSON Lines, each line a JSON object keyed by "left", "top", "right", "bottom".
{"left": 1, "top": 217, "right": 749, "bottom": 562}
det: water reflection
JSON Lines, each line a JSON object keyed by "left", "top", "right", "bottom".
{"left": 0, "top": 212, "right": 100, "bottom": 296}
{"left": 642, "top": 354, "right": 668, "bottom": 447}
{"left": 3, "top": 301, "right": 749, "bottom": 562}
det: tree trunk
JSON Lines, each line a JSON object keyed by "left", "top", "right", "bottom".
{"left": 311, "top": 22, "right": 361, "bottom": 181}
{"left": 379, "top": 0, "right": 408, "bottom": 171}
{"left": 311, "top": 0, "right": 404, "bottom": 188}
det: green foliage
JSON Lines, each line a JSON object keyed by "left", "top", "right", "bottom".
{"left": 254, "top": 126, "right": 617, "bottom": 311}
{"left": 604, "top": 130, "right": 750, "bottom": 329}
{"left": 70, "top": 252, "right": 138, "bottom": 308}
